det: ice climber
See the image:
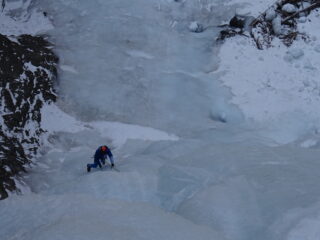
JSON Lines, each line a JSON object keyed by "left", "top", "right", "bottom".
{"left": 87, "top": 145, "right": 115, "bottom": 172}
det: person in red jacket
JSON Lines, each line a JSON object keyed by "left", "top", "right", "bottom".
{"left": 87, "top": 145, "right": 115, "bottom": 172}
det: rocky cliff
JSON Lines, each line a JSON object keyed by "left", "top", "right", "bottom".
{"left": 0, "top": 34, "right": 58, "bottom": 199}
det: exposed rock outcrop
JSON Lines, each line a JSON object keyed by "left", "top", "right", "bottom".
{"left": 0, "top": 34, "right": 58, "bottom": 199}
{"left": 217, "top": 0, "right": 320, "bottom": 49}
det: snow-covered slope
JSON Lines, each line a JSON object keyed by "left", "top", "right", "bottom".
{"left": 219, "top": 3, "right": 320, "bottom": 144}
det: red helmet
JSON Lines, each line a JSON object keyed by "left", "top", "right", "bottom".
{"left": 101, "top": 146, "right": 107, "bottom": 151}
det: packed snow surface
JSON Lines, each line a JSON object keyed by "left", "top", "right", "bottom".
{"left": 2, "top": 1, "right": 320, "bottom": 240}
{"left": 219, "top": 10, "right": 320, "bottom": 144}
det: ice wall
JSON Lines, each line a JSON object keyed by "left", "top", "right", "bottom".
{"left": 34, "top": 0, "right": 243, "bottom": 135}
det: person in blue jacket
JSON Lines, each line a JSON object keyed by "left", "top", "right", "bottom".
{"left": 87, "top": 145, "right": 115, "bottom": 172}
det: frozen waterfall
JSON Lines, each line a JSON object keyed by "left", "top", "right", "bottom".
{"left": 2, "top": 1, "right": 320, "bottom": 240}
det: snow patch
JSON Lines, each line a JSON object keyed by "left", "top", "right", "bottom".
{"left": 59, "top": 65, "right": 79, "bottom": 74}
{"left": 282, "top": 4, "right": 298, "bottom": 14}
{"left": 224, "top": 0, "right": 276, "bottom": 17}
{"left": 41, "top": 104, "right": 178, "bottom": 148}
{"left": 272, "top": 16, "right": 283, "bottom": 35}
{"left": 89, "top": 121, "right": 179, "bottom": 147}
{"left": 265, "top": 7, "right": 277, "bottom": 21}
{"left": 284, "top": 48, "right": 304, "bottom": 62}
{"left": 188, "top": 21, "right": 203, "bottom": 33}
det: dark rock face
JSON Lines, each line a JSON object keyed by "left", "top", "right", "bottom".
{"left": 0, "top": 34, "right": 58, "bottom": 199}
{"left": 217, "top": 15, "right": 254, "bottom": 42}
{"left": 229, "top": 16, "right": 246, "bottom": 29}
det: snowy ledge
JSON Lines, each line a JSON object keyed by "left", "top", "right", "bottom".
{"left": 41, "top": 104, "right": 179, "bottom": 150}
